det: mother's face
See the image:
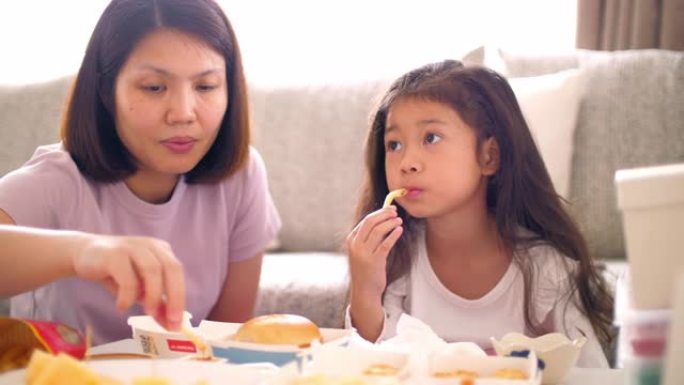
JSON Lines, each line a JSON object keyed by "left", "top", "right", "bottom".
{"left": 114, "top": 28, "right": 228, "bottom": 179}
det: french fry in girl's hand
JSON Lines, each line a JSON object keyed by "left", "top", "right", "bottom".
{"left": 382, "top": 188, "right": 407, "bottom": 208}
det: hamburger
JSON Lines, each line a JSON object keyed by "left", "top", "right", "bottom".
{"left": 233, "top": 314, "right": 323, "bottom": 347}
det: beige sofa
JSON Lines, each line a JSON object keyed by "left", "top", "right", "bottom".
{"left": 1, "top": 49, "right": 683, "bottom": 331}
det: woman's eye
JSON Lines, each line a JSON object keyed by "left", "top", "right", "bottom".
{"left": 425, "top": 133, "right": 442, "bottom": 144}
{"left": 142, "top": 85, "right": 165, "bottom": 93}
{"left": 386, "top": 141, "right": 402, "bottom": 152}
{"left": 196, "top": 84, "right": 218, "bottom": 92}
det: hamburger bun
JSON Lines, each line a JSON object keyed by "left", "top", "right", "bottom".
{"left": 233, "top": 314, "right": 322, "bottom": 347}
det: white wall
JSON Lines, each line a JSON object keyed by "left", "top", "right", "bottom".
{"left": 0, "top": 0, "right": 576, "bottom": 86}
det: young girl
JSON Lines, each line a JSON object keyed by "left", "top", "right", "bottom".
{"left": 0, "top": 0, "right": 280, "bottom": 345}
{"left": 346, "top": 60, "right": 613, "bottom": 367}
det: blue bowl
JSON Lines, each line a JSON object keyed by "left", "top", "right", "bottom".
{"left": 211, "top": 346, "right": 301, "bottom": 366}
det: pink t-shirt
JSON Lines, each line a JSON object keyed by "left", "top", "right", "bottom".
{"left": 0, "top": 143, "right": 281, "bottom": 344}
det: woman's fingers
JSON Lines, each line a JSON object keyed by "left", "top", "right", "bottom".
{"left": 158, "top": 247, "right": 185, "bottom": 330}
{"left": 107, "top": 255, "right": 140, "bottom": 311}
{"left": 129, "top": 239, "right": 184, "bottom": 331}
{"left": 129, "top": 246, "right": 163, "bottom": 316}
{"left": 74, "top": 235, "right": 185, "bottom": 331}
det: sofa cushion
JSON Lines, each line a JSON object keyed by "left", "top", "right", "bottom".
{"left": 509, "top": 69, "right": 586, "bottom": 198}
{"left": 250, "top": 81, "right": 391, "bottom": 252}
{"left": 256, "top": 252, "right": 349, "bottom": 328}
{"left": 499, "top": 49, "right": 684, "bottom": 260}
{"left": 496, "top": 49, "right": 579, "bottom": 77}
{"left": 0, "top": 76, "right": 72, "bottom": 176}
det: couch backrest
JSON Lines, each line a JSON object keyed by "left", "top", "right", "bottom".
{"left": 0, "top": 77, "right": 71, "bottom": 176}
{"left": 250, "top": 81, "right": 391, "bottom": 252}
{"left": 3, "top": 50, "right": 682, "bottom": 259}
{"left": 499, "top": 49, "right": 684, "bottom": 260}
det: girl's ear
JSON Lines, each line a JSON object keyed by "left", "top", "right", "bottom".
{"left": 480, "top": 136, "right": 500, "bottom": 176}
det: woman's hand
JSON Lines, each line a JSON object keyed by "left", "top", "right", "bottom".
{"left": 346, "top": 206, "right": 403, "bottom": 302}
{"left": 72, "top": 234, "right": 185, "bottom": 331}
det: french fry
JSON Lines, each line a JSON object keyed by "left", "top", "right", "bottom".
{"left": 382, "top": 188, "right": 407, "bottom": 208}
{"left": 362, "top": 363, "right": 400, "bottom": 376}
{"left": 180, "top": 326, "right": 211, "bottom": 359}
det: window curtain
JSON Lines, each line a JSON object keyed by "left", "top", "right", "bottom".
{"left": 576, "top": 0, "right": 684, "bottom": 50}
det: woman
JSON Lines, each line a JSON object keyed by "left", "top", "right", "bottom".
{"left": 0, "top": 0, "right": 280, "bottom": 345}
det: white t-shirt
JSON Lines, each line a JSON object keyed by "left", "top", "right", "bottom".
{"left": 347, "top": 230, "right": 608, "bottom": 368}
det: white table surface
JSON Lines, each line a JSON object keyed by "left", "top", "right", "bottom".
{"left": 90, "top": 339, "right": 626, "bottom": 385}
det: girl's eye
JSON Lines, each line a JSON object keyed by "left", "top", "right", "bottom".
{"left": 142, "top": 84, "right": 165, "bottom": 93}
{"left": 425, "top": 132, "right": 442, "bottom": 144}
{"left": 386, "top": 140, "right": 402, "bottom": 152}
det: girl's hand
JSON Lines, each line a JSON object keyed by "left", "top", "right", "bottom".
{"left": 346, "top": 206, "right": 403, "bottom": 300}
{"left": 71, "top": 234, "right": 185, "bottom": 331}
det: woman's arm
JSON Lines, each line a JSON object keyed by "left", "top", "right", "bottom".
{"left": 0, "top": 210, "right": 186, "bottom": 331}
{"left": 208, "top": 253, "right": 263, "bottom": 322}
{"left": 0, "top": 210, "right": 82, "bottom": 295}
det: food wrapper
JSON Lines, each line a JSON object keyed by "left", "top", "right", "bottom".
{"left": 0, "top": 317, "right": 86, "bottom": 373}
{"left": 268, "top": 342, "right": 539, "bottom": 385}
{"left": 337, "top": 314, "right": 541, "bottom": 385}
{"left": 365, "top": 314, "right": 486, "bottom": 376}
{"left": 267, "top": 344, "right": 408, "bottom": 385}
{"left": 128, "top": 312, "right": 198, "bottom": 358}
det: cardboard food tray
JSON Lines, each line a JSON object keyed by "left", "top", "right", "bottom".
{"left": 269, "top": 347, "right": 541, "bottom": 385}
{"left": 199, "top": 321, "right": 351, "bottom": 366}
{"left": 269, "top": 345, "right": 409, "bottom": 385}
{"left": 424, "top": 351, "right": 542, "bottom": 385}
{"left": 128, "top": 316, "right": 351, "bottom": 366}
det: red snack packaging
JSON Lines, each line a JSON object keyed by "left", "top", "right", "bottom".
{"left": 0, "top": 317, "right": 86, "bottom": 373}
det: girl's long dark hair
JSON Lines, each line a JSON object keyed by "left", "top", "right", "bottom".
{"left": 355, "top": 60, "right": 614, "bottom": 355}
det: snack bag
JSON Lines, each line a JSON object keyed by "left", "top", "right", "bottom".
{"left": 0, "top": 317, "right": 86, "bottom": 373}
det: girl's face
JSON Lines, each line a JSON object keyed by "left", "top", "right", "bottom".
{"left": 384, "top": 98, "right": 498, "bottom": 219}
{"left": 114, "top": 28, "right": 227, "bottom": 180}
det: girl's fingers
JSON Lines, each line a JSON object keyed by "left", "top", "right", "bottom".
{"left": 365, "top": 216, "right": 402, "bottom": 252}
{"left": 373, "top": 225, "right": 403, "bottom": 256}
{"left": 346, "top": 222, "right": 361, "bottom": 249}
{"left": 356, "top": 207, "right": 398, "bottom": 244}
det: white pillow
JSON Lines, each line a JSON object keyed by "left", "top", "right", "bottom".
{"left": 508, "top": 69, "right": 586, "bottom": 198}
